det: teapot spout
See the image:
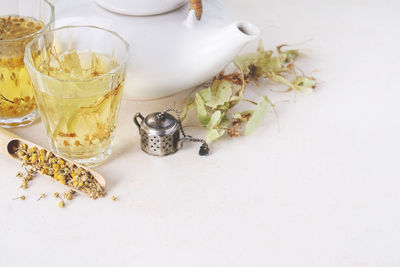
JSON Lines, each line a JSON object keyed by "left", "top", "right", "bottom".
{"left": 184, "top": 10, "right": 199, "bottom": 28}
{"left": 222, "top": 21, "right": 261, "bottom": 48}
{"left": 190, "top": 21, "right": 260, "bottom": 84}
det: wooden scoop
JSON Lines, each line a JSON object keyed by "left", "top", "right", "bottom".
{"left": 0, "top": 127, "right": 107, "bottom": 195}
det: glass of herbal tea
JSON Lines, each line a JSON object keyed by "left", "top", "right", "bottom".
{"left": 24, "top": 26, "right": 129, "bottom": 166}
{"left": 0, "top": 0, "right": 54, "bottom": 127}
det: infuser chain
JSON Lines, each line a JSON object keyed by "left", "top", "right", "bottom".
{"left": 158, "top": 108, "right": 209, "bottom": 156}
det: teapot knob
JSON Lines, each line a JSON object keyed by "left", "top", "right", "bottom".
{"left": 189, "top": 0, "right": 203, "bottom": 20}
{"left": 133, "top": 112, "right": 144, "bottom": 130}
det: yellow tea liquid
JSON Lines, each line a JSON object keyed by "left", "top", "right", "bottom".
{"left": 0, "top": 16, "right": 43, "bottom": 122}
{"left": 32, "top": 50, "right": 124, "bottom": 163}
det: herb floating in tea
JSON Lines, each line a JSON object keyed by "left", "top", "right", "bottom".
{"left": 0, "top": 16, "right": 44, "bottom": 119}
{"left": 182, "top": 41, "right": 316, "bottom": 142}
{"left": 15, "top": 143, "right": 106, "bottom": 199}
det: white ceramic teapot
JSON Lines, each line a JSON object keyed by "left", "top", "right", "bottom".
{"left": 54, "top": 0, "right": 260, "bottom": 100}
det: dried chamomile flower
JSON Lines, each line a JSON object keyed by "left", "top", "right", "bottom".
{"left": 53, "top": 192, "right": 60, "bottom": 198}
{"left": 20, "top": 179, "right": 28, "bottom": 189}
{"left": 58, "top": 200, "right": 64, "bottom": 208}
{"left": 37, "top": 193, "right": 46, "bottom": 201}
{"left": 25, "top": 174, "right": 33, "bottom": 181}
{"left": 111, "top": 196, "right": 118, "bottom": 201}
{"left": 66, "top": 190, "right": 75, "bottom": 200}
{"left": 13, "top": 195, "right": 25, "bottom": 200}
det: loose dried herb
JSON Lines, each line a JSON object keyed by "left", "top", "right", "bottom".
{"left": 58, "top": 200, "right": 64, "bottom": 208}
{"left": 12, "top": 195, "right": 25, "bottom": 200}
{"left": 65, "top": 190, "right": 75, "bottom": 200}
{"left": 244, "top": 96, "right": 271, "bottom": 135}
{"left": 182, "top": 41, "right": 316, "bottom": 142}
{"left": 15, "top": 143, "right": 106, "bottom": 199}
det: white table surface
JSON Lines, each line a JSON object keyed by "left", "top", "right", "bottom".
{"left": 1, "top": 0, "right": 400, "bottom": 266}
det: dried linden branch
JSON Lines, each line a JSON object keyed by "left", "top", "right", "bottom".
{"left": 182, "top": 41, "right": 316, "bottom": 142}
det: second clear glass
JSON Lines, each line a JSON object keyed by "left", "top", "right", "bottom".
{"left": 0, "top": 0, "right": 54, "bottom": 127}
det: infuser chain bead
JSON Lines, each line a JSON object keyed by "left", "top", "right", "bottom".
{"left": 160, "top": 107, "right": 210, "bottom": 156}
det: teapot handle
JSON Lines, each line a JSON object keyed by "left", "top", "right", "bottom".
{"left": 133, "top": 113, "right": 144, "bottom": 129}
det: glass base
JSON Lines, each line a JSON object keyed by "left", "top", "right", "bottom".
{"left": 0, "top": 110, "right": 38, "bottom": 128}
{"left": 50, "top": 143, "right": 112, "bottom": 167}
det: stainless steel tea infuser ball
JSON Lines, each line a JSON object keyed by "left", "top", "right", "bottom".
{"left": 134, "top": 108, "right": 209, "bottom": 156}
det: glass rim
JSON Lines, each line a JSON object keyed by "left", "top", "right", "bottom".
{"left": 0, "top": 0, "right": 55, "bottom": 43}
{"left": 24, "top": 25, "right": 130, "bottom": 83}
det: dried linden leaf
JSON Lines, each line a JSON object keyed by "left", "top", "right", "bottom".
{"left": 195, "top": 93, "right": 210, "bottom": 125}
{"left": 234, "top": 40, "right": 274, "bottom": 79}
{"left": 210, "top": 80, "right": 232, "bottom": 108}
{"left": 234, "top": 41, "right": 301, "bottom": 81}
{"left": 269, "top": 73, "right": 295, "bottom": 89}
{"left": 206, "top": 128, "right": 225, "bottom": 143}
{"left": 279, "top": 49, "right": 299, "bottom": 63}
{"left": 206, "top": 110, "right": 223, "bottom": 129}
{"left": 219, "top": 116, "right": 231, "bottom": 129}
{"left": 264, "top": 56, "right": 283, "bottom": 74}
{"left": 292, "top": 76, "right": 316, "bottom": 94}
{"left": 205, "top": 111, "right": 230, "bottom": 143}
{"left": 200, "top": 80, "right": 233, "bottom": 109}
{"left": 245, "top": 96, "right": 271, "bottom": 135}
{"left": 198, "top": 86, "right": 212, "bottom": 103}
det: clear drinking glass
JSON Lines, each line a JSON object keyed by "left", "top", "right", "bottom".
{"left": 24, "top": 26, "right": 129, "bottom": 166}
{"left": 0, "top": 0, "right": 54, "bottom": 127}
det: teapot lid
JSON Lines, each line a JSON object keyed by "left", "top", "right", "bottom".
{"left": 144, "top": 112, "right": 178, "bottom": 131}
{"left": 95, "top": 0, "right": 187, "bottom": 16}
